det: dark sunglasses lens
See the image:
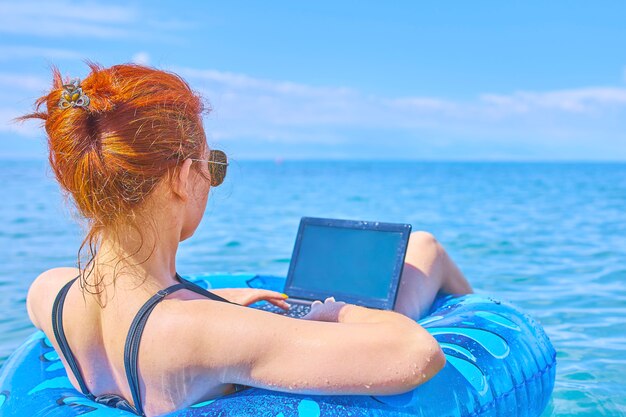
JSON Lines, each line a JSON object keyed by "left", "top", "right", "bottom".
{"left": 209, "top": 149, "right": 228, "bottom": 186}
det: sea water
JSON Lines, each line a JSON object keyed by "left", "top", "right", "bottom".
{"left": 0, "top": 159, "right": 624, "bottom": 416}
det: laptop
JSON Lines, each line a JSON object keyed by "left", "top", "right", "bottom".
{"left": 254, "top": 217, "right": 412, "bottom": 318}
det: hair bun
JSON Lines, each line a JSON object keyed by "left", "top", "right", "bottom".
{"left": 78, "top": 65, "right": 117, "bottom": 113}
{"left": 20, "top": 61, "right": 208, "bottom": 219}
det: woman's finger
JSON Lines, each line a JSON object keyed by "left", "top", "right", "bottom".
{"left": 245, "top": 289, "right": 289, "bottom": 305}
{"left": 267, "top": 298, "right": 291, "bottom": 310}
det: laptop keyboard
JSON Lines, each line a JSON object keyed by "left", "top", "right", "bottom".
{"left": 254, "top": 302, "right": 311, "bottom": 318}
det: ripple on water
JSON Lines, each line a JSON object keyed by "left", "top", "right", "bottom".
{"left": 272, "top": 258, "right": 290, "bottom": 264}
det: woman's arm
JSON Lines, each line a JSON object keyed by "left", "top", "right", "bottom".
{"left": 179, "top": 298, "right": 445, "bottom": 396}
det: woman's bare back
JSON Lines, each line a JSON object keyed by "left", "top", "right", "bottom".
{"left": 29, "top": 267, "right": 238, "bottom": 416}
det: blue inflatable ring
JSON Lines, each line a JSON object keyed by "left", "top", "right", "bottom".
{"left": 0, "top": 274, "right": 556, "bottom": 417}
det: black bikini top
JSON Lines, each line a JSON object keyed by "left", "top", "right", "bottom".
{"left": 51, "top": 273, "right": 247, "bottom": 416}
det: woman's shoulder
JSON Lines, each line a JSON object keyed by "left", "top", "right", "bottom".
{"left": 26, "top": 267, "right": 80, "bottom": 330}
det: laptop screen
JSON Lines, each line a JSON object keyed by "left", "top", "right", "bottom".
{"left": 285, "top": 217, "right": 411, "bottom": 309}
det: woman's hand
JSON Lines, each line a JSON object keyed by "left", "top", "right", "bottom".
{"left": 210, "top": 288, "right": 291, "bottom": 310}
{"left": 301, "top": 297, "right": 347, "bottom": 322}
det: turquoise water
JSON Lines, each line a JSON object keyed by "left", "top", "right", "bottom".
{"left": 0, "top": 159, "right": 624, "bottom": 416}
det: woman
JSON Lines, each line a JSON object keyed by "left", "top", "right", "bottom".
{"left": 22, "top": 63, "right": 473, "bottom": 417}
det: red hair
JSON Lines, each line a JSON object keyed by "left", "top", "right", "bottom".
{"left": 19, "top": 63, "right": 209, "bottom": 294}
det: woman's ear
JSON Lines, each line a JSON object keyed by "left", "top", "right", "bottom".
{"left": 172, "top": 158, "right": 193, "bottom": 200}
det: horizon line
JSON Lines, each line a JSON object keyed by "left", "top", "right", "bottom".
{"left": 1, "top": 154, "right": 626, "bottom": 164}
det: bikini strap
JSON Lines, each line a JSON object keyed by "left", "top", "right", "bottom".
{"left": 54, "top": 274, "right": 237, "bottom": 416}
{"left": 123, "top": 275, "right": 240, "bottom": 415}
{"left": 123, "top": 281, "right": 187, "bottom": 416}
{"left": 176, "top": 274, "right": 237, "bottom": 303}
{"left": 51, "top": 276, "right": 96, "bottom": 399}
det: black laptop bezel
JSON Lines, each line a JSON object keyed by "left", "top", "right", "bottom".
{"left": 284, "top": 217, "right": 412, "bottom": 310}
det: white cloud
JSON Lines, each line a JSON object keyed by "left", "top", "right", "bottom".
{"left": 176, "top": 67, "right": 355, "bottom": 98}
{"left": 132, "top": 52, "right": 151, "bottom": 65}
{"left": 0, "top": 73, "right": 49, "bottom": 91}
{"left": 0, "top": 46, "right": 84, "bottom": 61}
{"left": 0, "top": 1, "right": 134, "bottom": 24}
{"left": 181, "top": 66, "right": 626, "bottom": 126}
{"left": 385, "top": 97, "right": 457, "bottom": 112}
{"left": 0, "top": 108, "right": 39, "bottom": 137}
{"left": 0, "top": 1, "right": 187, "bottom": 42}
{"left": 177, "top": 66, "right": 626, "bottom": 158}
{"left": 0, "top": 1, "right": 137, "bottom": 39}
{"left": 0, "top": 74, "right": 52, "bottom": 138}
{"left": 480, "top": 88, "right": 626, "bottom": 114}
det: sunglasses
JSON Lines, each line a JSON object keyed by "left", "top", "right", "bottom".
{"left": 191, "top": 149, "right": 228, "bottom": 186}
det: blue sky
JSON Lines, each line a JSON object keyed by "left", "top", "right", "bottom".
{"left": 1, "top": 1, "right": 626, "bottom": 160}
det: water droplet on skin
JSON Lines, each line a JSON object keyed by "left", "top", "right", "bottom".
{"left": 364, "top": 384, "right": 371, "bottom": 389}
{"left": 421, "top": 373, "right": 427, "bottom": 379}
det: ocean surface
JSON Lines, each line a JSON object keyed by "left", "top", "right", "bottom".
{"left": 0, "top": 159, "right": 624, "bottom": 416}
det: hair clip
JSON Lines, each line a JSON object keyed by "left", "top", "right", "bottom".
{"left": 58, "top": 78, "right": 90, "bottom": 109}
